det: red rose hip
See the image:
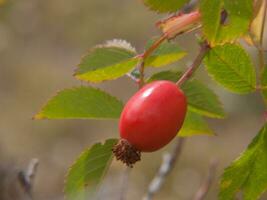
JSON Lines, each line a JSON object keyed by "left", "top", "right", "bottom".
{"left": 113, "top": 80, "right": 187, "bottom": 167}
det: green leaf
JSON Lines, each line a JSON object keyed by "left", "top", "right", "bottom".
{"left": 144, "top": 40, "right": 186, "bottom": 68}
{"left": 200, "top": 0, "right": 222, "bottom": 45}
{"left": 183, "top": 80, "right": 225, "bottom": 118}
{"left": 35, "top": 86, "right": 123, "bottom": 119}
{"left": 179, "top": 111, "right": 214, "bottom": 137}
{"left": 147, "top": 70, "right": 225, "bottom": 118}
{"left": 200, "top": 0, "right": 253, "bottom": 45}
{"left": 262, "top": 67, "right": 267, "bottom": 104}
{"left": 64, "top": 139, "right": 118, "bottom": 200}
{"left": 147, "top": 70, "right": 182, "bottom": 83}
{"left": 204, "top": 44, "right": 256, "bottom": 94}
{"left": 142, "top": 0, "right": 190, "bottom": 13}
{"left": 219, "top": 124, "right": 267, "bottom": 200}
{"left": 75, "top": 40, "right": 139, "bottom": 83}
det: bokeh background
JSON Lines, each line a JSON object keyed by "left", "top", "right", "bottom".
{"left": 0, "top": 0, "right": 266, "bottom": 199}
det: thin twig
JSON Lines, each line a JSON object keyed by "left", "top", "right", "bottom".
{"left": 138, "top": 35, "right": 168, "bottom": 88}
{"left": 193, "top": 160, "right": 218, "bottom": 200}
{"left": 138, "top": 61, "right": 145, "bottom": 89}
{"left": 176, "top": 41, "right": 210, "bottom": 86}
{"left": 18, "top": 159, "right": 39, "bottom": 198}
{"left": 142, "top": 138, "right": 185, "bottom": 200}
{"left": 142, "top": 35, "right": 168, "bottom": 60}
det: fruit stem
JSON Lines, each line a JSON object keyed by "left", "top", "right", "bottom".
{"left": 138, "top": 35, "right": 168, "bottom": 88}
{"left": 176, "top": 41, "right": 210, "bottom": 86}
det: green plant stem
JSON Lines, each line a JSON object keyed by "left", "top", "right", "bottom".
{"left": 176, "top": 41, "right": 210, "bottom": 86}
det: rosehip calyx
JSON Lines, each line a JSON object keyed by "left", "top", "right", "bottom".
{"left": 113, "top": 80, "right": 187, "bottom": 167}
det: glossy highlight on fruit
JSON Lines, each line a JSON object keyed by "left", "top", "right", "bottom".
{"left": 113, "top": 80, "right": 187, "bottom": 166}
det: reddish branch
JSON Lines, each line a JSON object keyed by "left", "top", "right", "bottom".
{"left": 137, "top": 10, "right": 202, "bottom": 89}
{"left": 176, "top": 41, "right": 210, "bottom": 86}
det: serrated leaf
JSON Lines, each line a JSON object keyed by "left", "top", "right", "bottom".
{"left": 64, "top": 139, "right": 118, "bottom": 200}
{"left": 183, "top": 80, "right": 225, "bottom": 118}
{"left": 35, "top": 86, "right": 123, "bottom": 119}
{"left": 147, "top": 70, "right": 225, "bottom": 118}
{"left": 219, "top": 124, "right": 267, "bottom": 200}
{"left": 200, "top": 0, "right": 222, "bottom": 44}
{"left": 200, "top": 0, "right": 253, "bottom": 45}
{"left": 147, "top": 70, "right": 182, "bottom": 83}
{"left": 204, "top": 44, "right": 256, "bottom": 94}
{"left": 75, "top": 40, "right": 139, "bottom": 83}
{"left": 142, "top": 0, "right": 190, "bottom": 13}
{"left": 262, "top": 67, "right": 267, "bottom": 104}
{"left": 179, "top": 111, "right": 214, "bottom": 137}
{"left": 144, "top": 39, "right": 186, "bottom": 68}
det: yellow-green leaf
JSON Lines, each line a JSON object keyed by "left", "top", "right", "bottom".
{"left": 179, "top": 111, "right": 214, "bottom": 137}
{"left": 75, "top": 40, "right": 139, "bottom": 83}
{"left": 144, "top": 39, "right": 186, "bottom": 68}
{"left": 200, "top": 0, "right": 253, "bottom": 45}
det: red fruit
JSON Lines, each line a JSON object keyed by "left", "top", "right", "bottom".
{"left": 113, "top": 80, "right": 187, "bottom": 167}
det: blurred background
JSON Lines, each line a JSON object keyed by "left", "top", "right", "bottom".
{"left": 0, "top": 0, "right": 266, "bottom": 199}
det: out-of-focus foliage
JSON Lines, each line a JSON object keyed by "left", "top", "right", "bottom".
{"left": 65, "top": 139, "right": 117, "bottom": 200}
{"left": 220, "top": 124, "right": 267, "bottom": 200}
